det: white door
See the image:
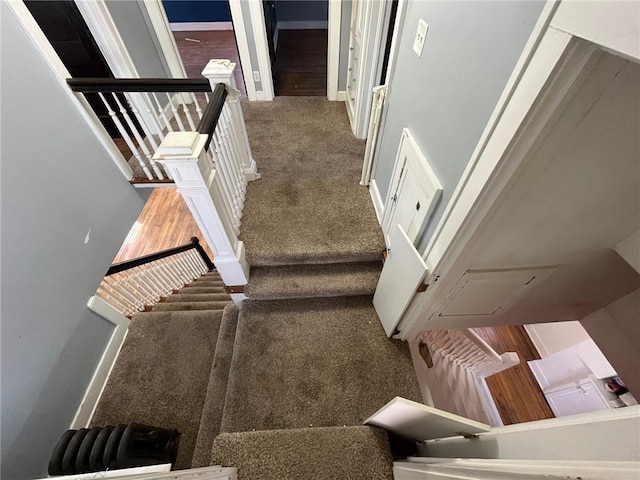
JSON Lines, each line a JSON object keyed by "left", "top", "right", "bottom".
{"left": 382, "top": 129, "right": 442, "bottom": 246}
{"left": 373, "top": 225, "right": 429, "bottom": 337}
{"left": 365, "top": 396, "right": 491, "bottom": 441}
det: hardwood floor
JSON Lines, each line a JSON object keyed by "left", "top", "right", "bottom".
{"left": 173, "top": 30, "right": 246, "bottom": 95}
{"left": 113, "top": 187, "right": 214, "bottom": 263}
{"left": 473, "top": 325, "right": 555, "bottom": 425}
{"left": 275, "top": 29, "right": 327, "bottom": 96}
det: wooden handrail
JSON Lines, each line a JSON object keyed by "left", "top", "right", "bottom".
{"left": 197, "top": 83, "right": 227, "bottom": 152}
{"left": 66, "top": 78, "right": 212, "bottom": 93}
{"left": 106, "top": 237, "right": 214, "bottom": 276}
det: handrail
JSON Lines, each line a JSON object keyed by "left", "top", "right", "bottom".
{"left": 66, "top": 78, "right": 212, "bottom": 93}
{"left": 197, "top": 83, "right": 228, "bottom": 152}
{"left": 106, "top": 237, "right": 213, "bottom": 276}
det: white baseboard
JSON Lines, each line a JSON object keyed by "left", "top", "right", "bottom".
{"left": 337, "top": 90, "right": 347, "bottom": 101}
{"left": 524, "top": 324, "right": 552, "bottom": 358}
{"left": 277, "top": 20, "right": 328, "bottom": 30}
{"left": 477, "top": 376, "right": 505, "bottom": 427}
{"left": 369, "top": 178, "right": 384, "bottom": 225}
{"left": 70, "top": 296, "right": 130, "bottom": 429}
{"left": 170, "top": 21, "right": 233, "bottom": 32}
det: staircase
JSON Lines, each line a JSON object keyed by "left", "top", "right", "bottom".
{"left": 88, "top": 98, "right": 421, "bottom": 479}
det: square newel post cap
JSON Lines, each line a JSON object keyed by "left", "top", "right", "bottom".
{"left": 153, "top": 132, "right": 205, "bottom": 161}
{"left": 202, "top": 59, "right": 237, "bottom": 89}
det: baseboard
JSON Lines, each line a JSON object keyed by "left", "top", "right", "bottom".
{"left": 477, "top": 376, "right": 505, "bottom": 427}
{"left": 523, "top": 324, "right": 552, "bottom": 358}
{"left": 337, "top": 90, "right": 347, "bottom": 101}
{"left": 277, "top": 21, "right": 328, "bottom": 30}
{"left": 170, "top": 21, "right": 233, "bottom": 32}
{"left": 70, "top": 296, "right": 130, "bottom": 429}
{"left": 369, "top": 178, "right": 384, "bottom": 225}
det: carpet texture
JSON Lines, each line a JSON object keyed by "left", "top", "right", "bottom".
{"left": 212, "top": 426, "right": 394, "bottom": 480}
{"left": 239, "top": 98, "right": 385, "bottom": 266}
{"left": 221, "top": 296, "right": 421, "bottom": 433}
{"left": 191, "top": 304, "right": 240, "bottom": 468}
{"left": 245, "top": 262, "right": 382, "bottom": 300}
{"left": 91, "top": 310, "right": 223, "bottom": 469}
{"left": 152, "top": 301, "right": 231, "bottom": 312}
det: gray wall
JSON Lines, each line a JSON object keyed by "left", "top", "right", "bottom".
{"left": 105, "top": 0, "right": 172, "bottom": 78}
{"left": 1, "top": 5, "right": 148, "bottom": 479}
{"left": 338, "top": 0, "right": 352, "bottom": 91}
{"left": 373, "top": 0, "right": 545, "bottom": 250}
{"left": 275, "top": 0, "right": 328, "bottom": 23}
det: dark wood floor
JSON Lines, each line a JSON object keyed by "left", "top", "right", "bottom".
{"left": 473, "top": 325, "right": 555, "bottom": 425}
{"left": 173, "top": 30, "right": 246, "bottom": 95}
{"left": 275, "top": 29, "right": 327, "bottom": 96}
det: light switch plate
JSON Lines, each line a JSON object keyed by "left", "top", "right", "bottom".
{"left": 413, "top": 19, "right": 429, "bottom": 57}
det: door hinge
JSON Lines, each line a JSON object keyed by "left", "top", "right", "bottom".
{"left": 416, "top": 282, "right": 429, "bottom": 293}
{"left": 455, "top": 431, "right": 479, "bottom": 440}
{"left": 391, "top": 193, "right": 398, "bottom": 202}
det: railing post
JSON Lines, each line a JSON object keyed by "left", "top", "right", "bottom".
{"left": 153, "top": 131, "right": 250, "bottom": 302}
{"left": 201, "top": 59, "right": 261, "bottom": 181}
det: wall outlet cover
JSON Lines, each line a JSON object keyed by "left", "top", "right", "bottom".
{"left": 413, "top": 19, "right": 429, "bottom": 57}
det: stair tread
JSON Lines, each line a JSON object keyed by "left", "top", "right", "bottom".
{"left": 152, "top": 301, "right": 231, "bottom": 312}
{"left": 191, "top": 304, "right": 240, "bottom": 468}
{"left": 179, "top": 287, "right": 227, "bottom": 295}
{"left": 211, "top": 426, "right": 393, "bottom": 480}
{"left": 245, "top": 261, "right": 382, "bottom": 300}
{"left": 167, "top": 293, "right": 231, "bottom": 303}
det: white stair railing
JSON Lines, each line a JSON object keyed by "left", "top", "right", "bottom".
{"left": 96, "top": 237, "right": 213, "bottom": 316}
{"left": 153, "top": 60, "right": 260, "bottom": 304}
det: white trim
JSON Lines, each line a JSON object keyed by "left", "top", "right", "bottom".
{"left": 369, "top": 178, "right": 384, "bottom": 225}
{"left": 477, "top": 377, "right": 504, "bottom": 427}
{"left": 228, "top": 0, "right": 258, "bottom": 101}
{"left": 278, "top": 20, "right": 329, "bottom": 30}
{"left": 34, "top": 465, "right": 238, "bottom": 480}
{"left": 6, "top": 1, "right": 134, "bottom": 181}
{"left": 170, "top": 21, "right": 234, "bottom": 32}
{"left": 142, "top": 0, "right": 187, "bottom": 78}
{"left": 247, "top": 0, "right": 275, "bottom": 101}
{"left": 70, "top": 296, "right": 130, "bottom": 429}
{"left": 523, "top": 324, "right": 553, "bottom": 357}
{"left": 327, "top": 0, "right": 342, "bottom": 101}
{"left": 337, "top": 90, "right": 347, "bottom": 101}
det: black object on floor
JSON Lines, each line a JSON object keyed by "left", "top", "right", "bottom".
{"left": 48, "top": 423, "right": 180, "bottom": 476}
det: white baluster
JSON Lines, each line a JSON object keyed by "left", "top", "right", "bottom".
{"left": 191, "top": 93, "right": 204, "bottom": 119}
{"left": 179, "top": 94, "right": 197, "bottom": 130}
{"left": 213, "top": 121, "right": 242, "bottom": 219}
{"left": 166, "top": 93, "right": 186, "bottom": 131}
{"left": 218, "top": 108, "right": 245, "bottom": 212}
{"left": 152, "top": 93, "right": 174, "bottom": 132}
{"left": 99, "top": 93, "right": 153, "bottom": 180}
{"left": 222, "top": 105, "right": 247, "bottom": 201}
{"left": 209, "top": 135, "right": 240, "bottom": 232}
{"left": 112, "top": 94, "right": 164, "bottom": 180}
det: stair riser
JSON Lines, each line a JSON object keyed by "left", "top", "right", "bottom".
{"left": 152, "top": 302, "right": 231, "bottom": 312}
{"left": 167, "top": 294, "right": 231, "bottom": 303}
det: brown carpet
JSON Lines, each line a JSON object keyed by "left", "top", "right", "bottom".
{"left": 245, "top": 261, "right": 382, "bottom": 300}
{"left": 212, "top": 426, "right": 393, "bottom": 480}
{"left": 221, "top": 296, "right": 421, "bottom": 433}
{"left": 191, "top": 304, "right": 239, "bottom": 468}
{"left": 91, "top": 310, "right": 222, "bottom": 469}
{"left": 239, "top": 98, "right": 385, "bottom": 266}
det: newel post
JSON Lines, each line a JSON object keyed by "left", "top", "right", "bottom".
{"left": 201, "top": 59, "right": 261, "bottom": 181}
{"left": 153, "top": 131, "right": 249, "bottom": 303}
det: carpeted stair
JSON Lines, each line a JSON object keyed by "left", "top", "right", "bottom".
{"left": 90, "top": 270, "right": 233, "bottom": 469}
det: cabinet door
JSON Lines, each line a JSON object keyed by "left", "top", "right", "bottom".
{"left": 545, "top": 379, "right": 610, "bottom": 417}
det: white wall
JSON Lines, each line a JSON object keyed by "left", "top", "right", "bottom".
{"left": 525, "top": 321, "right": 591, "bottom": 358}
{"left": 0, "top": 6, "right": 148, "bottom": 479}
{"left": 373, "top": 0, "right": 545, "bottom": 251}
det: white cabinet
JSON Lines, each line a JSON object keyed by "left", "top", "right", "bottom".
{"left": 544, "top": 378, "right": 611, "bottom": 417}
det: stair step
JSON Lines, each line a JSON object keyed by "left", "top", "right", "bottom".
{"left": 191, "top": 304, "right": 240, "bottom": 468}
{"left": 152, "top": 301, "right": 231, "bottom": 312}
{"left": 245, "top": 261, "right": 382, "bottom": 300}
{"left": 211, "top": 426, "right": 393, "bottom": 480}
{"left": 189, "top": 281, "right": 225, "bottom": 288}
{"left": 179, "top": 287, "right": 227, "bottom": 295}
{"left": 167, "top": 293, "right": 230, "bottom": 303}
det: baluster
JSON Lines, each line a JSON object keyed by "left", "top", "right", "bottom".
{"left": 185, "top": 250, "right": 207, "bottom": 276}
{"left": 124, "top": 93, "right": 166, "bottom": 177}
{"left": 98, "top": 93, "right": 153, "bottom": 180}
{"left": 189, "top": 249, "right": 208, "bottom": 274}
{"left": 212, "top": 127, "right": 241, "bottom": 227}
{"left": 209, "top": 135, "right": 239, "bottom": 232}
{"left": 104, "top": 275, "right": 138, "bottom": 307}
{"left": 191, "top": 93, "right": 204, "bottom": 119}
{"left": 112, "top": 94, "right": 163, "bottom": 180}
{"left": 221, "top": 106, "right": 246, "bottom": 206}
{"left": 132, "top": 266, "right": 157, "bottom": 306}
{"left": 121, "top": 275, "right": 147, "bottom": 312}
{"left": 96, "top": 285, "right": 128, "bottom": 313}
{"left": 166, "top": 93, "right": 186, "bottom": 131}
{"left": 204, "top": 92, "right": 210, "bottom": 103}
{"left": 162, "top": 257, "right": 185, "bottom": 289}
{"left": 115, "top": 274, "right": 146, "bottom": 312}
{"left": 152, "top": 93, "right": 174, "bottom": 132}
{"left": 175, "top": 254, "right": 196, "bottom": 285}
{"left": 145, "top": 264, "right": 168, "bottom": 301}
{"left": 179, "top": 94, "right": 197, "bottom": 130}
{"left": 155, "top": 260, "right": 177, "bottom": 294}
{"left": 140, "top": 92, "right": 165, "bottom": 139}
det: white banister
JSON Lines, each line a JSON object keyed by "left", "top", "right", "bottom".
{"left": 153, "top": 131, "right": 251, "bottom": 303}
{"left": 202, "top": 60, "right": 261, "bottom": 182}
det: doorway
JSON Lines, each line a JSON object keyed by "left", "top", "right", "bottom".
{"left": 262, "top": 1, "right": 328, "bottom": 96}
{"left": 162, "top": 0, "right": 246, "bottom": 95}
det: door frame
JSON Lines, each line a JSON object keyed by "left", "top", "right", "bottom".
{"left": 394, "top": 0, "right": 640, "bottom": 340}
